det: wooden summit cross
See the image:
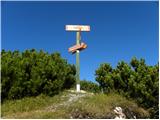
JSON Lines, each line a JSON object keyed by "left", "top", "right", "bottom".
{"left": 65, "top": 25, "right": 90, "bottom": 92}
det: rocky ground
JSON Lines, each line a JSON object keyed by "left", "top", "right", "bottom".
{"left": 2, "top": 90, "right": 149, "bottom": 119}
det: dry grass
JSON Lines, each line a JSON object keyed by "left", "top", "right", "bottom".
{"left": 1, "top": 91, "right": 150, "bottom": 119}
{"left": 1, "top": 91, "right": 70, "bottom": 118}
{"left": 68, "top": 93, "right": 150, "bottom": 119}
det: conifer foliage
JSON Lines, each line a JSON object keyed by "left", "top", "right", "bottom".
{"left": 95, "top": 57, "right": 159, "bottom": 118}
{"left": 80, "top": 80, "right": 100, "bottom": 93}
{"left": 1, "top": 49, "right": 76, "bottom": 101}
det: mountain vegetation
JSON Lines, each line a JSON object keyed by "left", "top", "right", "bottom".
{"left": 1, "top": 49, "right": 76, "bottom": 101}
{"left": 1, "top": 49, "right": 159, "bottom": 118}
{"left": 1, "top": 90, "right": 149, "bottom": 119}
{"left": 95, "top": 58, "right": 159, "bottom": 118}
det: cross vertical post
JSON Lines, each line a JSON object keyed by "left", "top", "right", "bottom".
{"left": 66, "top": 25, "right": 90, "bottom": 93}
{"left": 76, "top": 31, "right": 80, "bottom": 92}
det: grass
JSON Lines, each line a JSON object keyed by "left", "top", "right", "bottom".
{"left": 1, "top": 91, "right": 70, "bottom": 118}
{"left": 68, "top": 93, "right": 150, "bottom": 119}
{"left": 1, "top": 90, "right": 150, "bottom": 119}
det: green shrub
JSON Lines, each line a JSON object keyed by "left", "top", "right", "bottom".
{"left": 80, "top": 80, "right": 100, "bottom": 93}
{"left": 1, "top": 49, "right": 76, "bottom": 101}
{"left": 95, "top": 57, "right": 159, "bottom": 118}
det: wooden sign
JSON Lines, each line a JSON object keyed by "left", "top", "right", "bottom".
{"left": 68, "top": 42, "right": 87, "bottom": 53}
{"left": 65, "top": 25, "right": 90, "bottom": 31}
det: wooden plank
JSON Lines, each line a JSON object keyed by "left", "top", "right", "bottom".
{"left": 66, "top": 25, "right": 90, "bottom": 31}
{"left": 68, "top": 42, "right": 87, "bottom": 53}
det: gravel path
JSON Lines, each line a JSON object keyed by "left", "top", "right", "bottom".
{"left": 46, "top": 92, "right": 89, "bottom": 112}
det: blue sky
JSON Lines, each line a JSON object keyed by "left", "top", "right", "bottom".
{"left": 2, "top": 1, "right": 159, "bottom": 82}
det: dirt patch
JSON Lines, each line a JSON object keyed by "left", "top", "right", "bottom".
{"left": 46, "top": 92, "right": 89, "bottom": 112}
